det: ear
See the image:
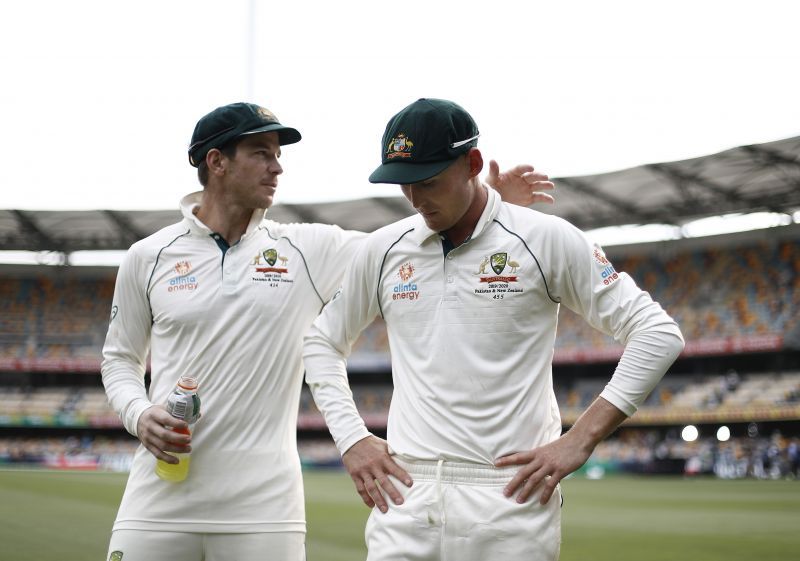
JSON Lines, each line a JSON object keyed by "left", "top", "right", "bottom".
{"left": 206, "top": 148, "right": 227, "bottom": 177}
{"left": 467, "top": 148, "right": 483, "bottom": 178}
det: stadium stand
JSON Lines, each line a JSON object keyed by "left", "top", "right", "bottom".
{"left": 1, "top": 136, "right": 799, "bottom": 478}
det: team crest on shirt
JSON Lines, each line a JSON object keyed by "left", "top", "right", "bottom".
{"left": 167, "top": 260, "right": 198, "bottom": 293}
{"left": 593, "top": 245, "right": 619, "bottom": 286}
{"left": 392, "top": 261, "right": 420, "bottom": 301}
{"left": 473, "top": 252, "right": 524, "bottom": 298}
{"left": 109, "top": 550, "right": 123, "bottom": 561}
{"left": 251, "top": 247, "right": 294, "bottom": 286}
{"left": 386, "top": 134, "right": 414, "bottom": 159}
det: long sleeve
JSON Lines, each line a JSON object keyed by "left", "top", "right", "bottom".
{"left": 303, "top": 240, "right": 381, "bottom": 455}
{"left": 301, "top": 224, "right": 367, "bottom": 304}
{"left": 552, "top": 224, "right": 685, "bottom": 416}
{"left": 100, "top": 245, "right": 155, "bottom": 436}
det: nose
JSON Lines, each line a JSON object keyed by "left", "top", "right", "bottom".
{"left": 271, "top": 160, "right": 283, "bottom": 175}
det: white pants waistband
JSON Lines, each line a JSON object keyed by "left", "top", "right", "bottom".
{"left": 393, "top": 457, "right": 518, "bottom": 485}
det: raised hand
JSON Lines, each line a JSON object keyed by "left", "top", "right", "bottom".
{"left": 485, "top": 159, "right": 555, "bottom": 207}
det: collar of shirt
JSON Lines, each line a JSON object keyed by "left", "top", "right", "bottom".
{"left": 407, "top": 183, "right": 502, "bottom": 247}
{"left": 179, "top": 191, "right": 267, "bottom": 240}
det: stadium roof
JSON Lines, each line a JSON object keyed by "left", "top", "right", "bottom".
{"left": 1, "top": 135, "right": 798, "bottom": 253}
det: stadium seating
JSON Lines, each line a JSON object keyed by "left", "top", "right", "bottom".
{"left": 1, "top": 239, "right": 796, "bottom": 364}
{"left": 0, "top": 238, "right": 798, "bottom": 478}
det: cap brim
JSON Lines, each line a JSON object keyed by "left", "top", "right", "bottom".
{"left": 242, "top": 124, "right": 302, "bottom": 146}
{"left": 368, "top": 159, "right": 455, "bottom": 185}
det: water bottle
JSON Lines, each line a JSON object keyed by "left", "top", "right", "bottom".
{"left": 155, "top": 376, "right": 201, "bottom": 482}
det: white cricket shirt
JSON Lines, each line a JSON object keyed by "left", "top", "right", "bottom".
{"left": 305, "top": 187, "right": 684, "bottom": 464}
{"left": 102, "top": 192, "right": 365, "bottom": 533}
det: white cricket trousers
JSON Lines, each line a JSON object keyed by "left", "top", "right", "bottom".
{"left": 105, "top": 530, "right": 305, "bottom": 561}
{"left": 366, "top": 457, "right": 561, "bottom": 561}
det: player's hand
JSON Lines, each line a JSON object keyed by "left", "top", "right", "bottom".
{"left": 341, "top": 435, "right": 413, "bottom": 513}
{"left": 485, "top": 160, "right": 555, "bottom": 207}
{"left": 136, "top": 405, "right": 191, "bottom": 464}
{"left": 495, "top": 432, "right": 592, "bottom": 504}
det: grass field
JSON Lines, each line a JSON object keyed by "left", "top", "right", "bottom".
{"left": 0, "top": 469, "right": 797, "bottom": 561}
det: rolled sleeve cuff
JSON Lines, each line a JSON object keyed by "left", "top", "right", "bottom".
{"left": 124, "top": 399, "right": 155, "bottom": 437}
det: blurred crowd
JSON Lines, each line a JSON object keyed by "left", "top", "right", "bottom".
{"left": 0, "top": 239, "right": 798, "bottom": 478}
{"left": 1, "top": 239, "right": 798, "bottom": 361}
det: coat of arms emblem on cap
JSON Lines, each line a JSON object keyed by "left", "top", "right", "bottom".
{"left": 386, "top": 134, "right": 414, "bottom": 159}
{"left": 256, "top": 107, "right": 277, "bottom": 121}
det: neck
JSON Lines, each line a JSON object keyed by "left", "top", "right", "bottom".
{"left": 443, "top": 181, "right": 487, "bottom": 247}
{"left": 194, "top": 188, "right": 257, "bottom": 245}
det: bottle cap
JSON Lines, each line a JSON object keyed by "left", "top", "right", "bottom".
{"left": 177, "top": 376, "right": 199, "bottom": 391}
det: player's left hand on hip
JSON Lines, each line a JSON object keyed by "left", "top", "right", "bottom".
{"left": 495, "top": 434, "right": 590, "bottom": 505}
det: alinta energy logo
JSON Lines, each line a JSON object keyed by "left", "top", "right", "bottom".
{"left": 168, "top": 260, "right": 198, "bottom": 292}
{"left": 593, "top": 247, "right": 619, "bottom": 286}
{"left": 392, "top": 261, "right": 420, "bottom": 301}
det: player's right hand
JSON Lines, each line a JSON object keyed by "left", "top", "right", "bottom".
{"left": 342, "top": 435, "right": 413, "bottom": 513}
{"left": 136, "top": 405, "right": 191, "bottom": 464}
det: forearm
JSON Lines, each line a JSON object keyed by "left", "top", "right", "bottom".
{"left": 304, "top": 327, "right": 371, "bottom": 454}
{"left": 564, "top": 396, "right": 628, "bottom": 453}
{"left": 600, "top": 321, "right": 685, "bottom": 415}
{"left": 101, "top": 357, "right": 153, "bottom": 437}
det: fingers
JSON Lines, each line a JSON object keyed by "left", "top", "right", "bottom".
{"left": 498, "top": 449, "right": 561, "bottom": 504}
{"left": 137, "top": 406, "right": 191, "bottom": 463}
{"left": 538, "top": 474, "right": 560, "bottom": 505}
{"left": 530, "top": 192, "right": 555, "bottom": 205}
{"left": 375, "top": 476, "right": 401, "bottom": 510}
{"left": 350, "top": 472, "right": 392, "bottom": 512}
{"left": 351, "top": 476, "right": 377, "bottom": 509}
{"left": 351, "top": 466, "right": 411, "bottom": 513}
{"left": 344, "top": 450, "right": 412, "bottom": 513}
{"left": 487, "top": 159, "right": 500, "bottom": 182}
{"left": 495, "top": 450, "right": 532, "bottom": 467}
{"left": 521, "top": 170, "right": 551, "bottom": 185}
{"left": 145, "top": 444, "right": 180, "bottom": 464}
{"left": 515, "top": 471, "right": 560, "bottom": 505}
{"left": 364, "top": 475, "right": 391, "bottom": 513}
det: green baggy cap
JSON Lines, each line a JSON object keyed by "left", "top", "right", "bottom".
{"left": 188, "top": 102, "right": 301, "bottom": 167}
{"left": 369, "top": 98, "right": 479, "bottom": 184}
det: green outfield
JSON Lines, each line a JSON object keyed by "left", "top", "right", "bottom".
{"left": 0, "top": 469, "right": 797, "bottom": 561}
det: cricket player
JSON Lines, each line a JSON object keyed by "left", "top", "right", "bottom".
{"left": 303, "top": 98, "right": 685, "bottom": 560}
{"left": 101, "top": 101, "right": 555, "bottom": 561}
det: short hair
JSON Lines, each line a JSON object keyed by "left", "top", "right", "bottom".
{"left": 196, "top": 138, "right": 243, "bottom": 187}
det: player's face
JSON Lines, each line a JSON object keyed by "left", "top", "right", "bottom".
{"left": 401, "top": 155, "right": 476, "bottom": 235}
{"left": 224, "top": 132, "right": 283, "bottom": 209}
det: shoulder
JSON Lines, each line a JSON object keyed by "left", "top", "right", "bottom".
{"left": 495, "top": 203, "right": 584, "bottom": 240}
{"left": 127, "top": 221, "right": 192, "bottom": 260}
{"left": 361, "top": 215, "right": 420, "bottom": 250}
{"left": 259, "top": 219, "right": 360, "bottom": 249}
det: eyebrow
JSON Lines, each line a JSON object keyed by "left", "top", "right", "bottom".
{"left": 245, "top": 139, "right": 280, "bottom": 153}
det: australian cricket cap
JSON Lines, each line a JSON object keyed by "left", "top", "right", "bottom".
{"left": 188, "top": 102, "right": 302, "bottom": 167}
{"left": 368, "top": 98, "right": 480, "bottom": 184}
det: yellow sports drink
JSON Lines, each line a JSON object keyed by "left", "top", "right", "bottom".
{"left": 155, "top": 426, "right": 192, "bottom": 482}
{"left": 155, "top": 376, "right": 201, "bottom": 483}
